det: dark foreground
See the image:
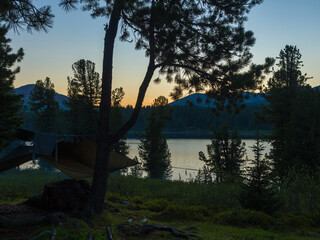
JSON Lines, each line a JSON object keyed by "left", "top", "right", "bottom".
{"left": 0, "top": 169, "right": 320, "bottom": 240}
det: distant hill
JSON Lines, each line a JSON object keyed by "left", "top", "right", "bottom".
{"left": 169, "top": 92, "right": 266, "bottom": 107}
{"left": 14, "top": 84, "right": 68, "bottom": 109}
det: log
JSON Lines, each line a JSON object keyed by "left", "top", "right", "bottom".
{"left": 116, "top": 223, "right": 199, "bottom": 239}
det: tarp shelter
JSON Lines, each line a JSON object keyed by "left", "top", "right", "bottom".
{"left": 0, "top": 129, "right": 137, "bottom": 179}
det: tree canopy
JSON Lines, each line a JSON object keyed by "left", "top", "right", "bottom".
{"left": 261, "top": 45, "right": 319, "bottom": 179}
{"left": 0, "top": 26, "right": 24, "bottom": 153}
{"left": 0, "top": 0, "right": 54, "bottom": 32}
{"left": 28, "top": 77, "right": 59, "bottom": 132}
{"left": 65, "top": 59, "right": 101, "bottom": 134}
{"left": 199, "top": 124, "right": 246, "bottom": 183}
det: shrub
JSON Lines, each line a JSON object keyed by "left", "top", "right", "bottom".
{"left": 144, "top": 199, "right": 168, "bottom": 212}
{"left": 214, "top": 208, "right": 274, "bottom": 228}
{"left": 277, "top": 214, "right": 313, "bottom": 230}
{"left": 161, "top": 204, "right": 211, "bottom": 221}
{"left": 279, "top": 168, "right": 320, "bottom": 215}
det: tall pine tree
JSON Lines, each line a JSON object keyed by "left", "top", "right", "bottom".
{"left": 240, "top": 130, "right": 278, "bottom": 213}
{"left": 0, "top": 26, "right": 24, "bottom": 153}
{"left": 65, "top": 59, "right": 101, "bottom": 134}
{"left": 139, "top": 96, "right": 172, "bottom": 179}
{"left": 260, "top": 45, "right": 315, "bottom": 179}
{"left": 28, "top": 77, "right": 59, "bottom": 132}
{"left": 110, "top": 87, "right": 129, "bottom": 155}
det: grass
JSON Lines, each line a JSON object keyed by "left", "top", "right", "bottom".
{"left": 0, "top": 169, "right": 320, "bottom": 239}
{"left": 0, "top": 168, "right": 66, "bottom": 203}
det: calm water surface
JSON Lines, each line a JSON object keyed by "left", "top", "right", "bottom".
{"left": 20, "top": 139, "right": 270, "bottom": 181}
{"left": 127, "top": 139, "right": 271, "bottom": 181}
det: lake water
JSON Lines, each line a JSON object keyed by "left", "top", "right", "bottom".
{"left": 127, "top": 139, "right": 271, "bottom": 181}
{"left": 20, "top": 139, "right": 270, "bottom": 181}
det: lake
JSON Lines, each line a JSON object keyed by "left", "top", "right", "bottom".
{"left": 20, "top": 138, "right": 270, "bottom": 181}
{"left": 127, "top": 139, "right": 271, "bottom": 181}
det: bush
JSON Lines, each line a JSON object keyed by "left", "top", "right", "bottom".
{"left": 214, "top": 208, "right": 274, "bottom": 228}
{"left": 279, "top": 168, "right": 320, "bottom": 215}
{"left": 144, "top": 199, "right": 168, "bottom": 212}
{"left": 161, "top": 204, "right": 211, "bottom": 221}
{"left": 277, "top": 214, "right": 313, "bottom": 230}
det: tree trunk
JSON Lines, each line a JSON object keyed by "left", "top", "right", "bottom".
{"left": 89, "top": 0, "right": 122, "bottom": 215}
{"left": 89, "top": 0, "right": 157, "bottom": 215}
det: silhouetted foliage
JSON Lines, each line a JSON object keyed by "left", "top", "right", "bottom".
{"left": 0, "top": 26, "right": 24, "bottom": 153}
{"left": 28, "top": 77, "right": 59, "bottom": 133}
{"left": 64, "top": 59, "right": 100, "bottom": 134}
{"left": 240, "top": 130, "right": 278, "bottom": 213}
{"left": 260, "top": 45, "right": 320, "bottom": 179}
{"left": 199, "top": 124, "right": 246, "bottom": 183}
{"left": 0, "top": 0, "right": 54, "bottom": 32}
{"left": 111, "top": 87, "right": 129, "bottom": 155}
{"left": 139, "top": 96, "right": 172, "bottom": 179}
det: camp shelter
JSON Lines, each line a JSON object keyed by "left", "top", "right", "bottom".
{"left": 0, "top": 129, "right": 137, "bottom": 179}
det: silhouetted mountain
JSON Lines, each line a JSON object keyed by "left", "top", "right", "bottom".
{"left": 169, "top": 92, "right": 266, "bottom": 107}
{"left": 14, "top": 84, "right": 68, "bottom": 109}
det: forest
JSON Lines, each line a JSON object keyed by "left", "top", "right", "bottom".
{"left": 1, "top": 1, "right": 320, "bottom": 240}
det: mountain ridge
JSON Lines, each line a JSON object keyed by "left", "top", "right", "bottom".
{"left": 14, "top": 84, "right": 68, "bottom": 109}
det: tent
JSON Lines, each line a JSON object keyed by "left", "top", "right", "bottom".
{"left": 0, "top": 129, "right": 137, "bottom": 179}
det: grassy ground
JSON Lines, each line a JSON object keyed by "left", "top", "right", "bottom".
{"left": 0, "top": 169, "right": 320, "bottom": 239}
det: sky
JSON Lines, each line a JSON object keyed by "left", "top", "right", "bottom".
{"left": 8, "top": 0, "right": 320, "bottom": 106}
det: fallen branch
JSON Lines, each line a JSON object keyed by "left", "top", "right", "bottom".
{"left": 117, "top": 223, "right": 199, "bottom": 239}
{"left": 29, "top": 230, "right": 51, "bottom": 240}
{"left": 106, "top": 226, "right": 113, "bottom": 240}
{"left": 51, "top": 229, "right": 56, "bottom": 240}
{"left": 142, "top": 224, "right": 192, "bottom": 239}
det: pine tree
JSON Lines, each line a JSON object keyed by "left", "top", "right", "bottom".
{"left": 240, "top": 130, "right": 278, "bottom": 213}
{"left": 139, "top": 96, "right": 172, "bottom": 179}
{"left": 0, "top": 26, "right": 24, "bottom": 153}
{"left": 28, "top": 77, "right": 59, "bottom": 132}
{"left": 199, "top": 124, "right": 245, "bottom": 183}
{"left": 0, "top": 0, "right": 54, "bottom": 32}
{"left": 65, "top": 59, "right": 101, "bottom": 134}
{"left": 260, "top": 45, "right": 313, "bottom": 179}
{"left": 110, "top": 87, "right": 129, "bottom": 156}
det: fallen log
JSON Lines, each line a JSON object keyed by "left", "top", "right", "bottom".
{"left": 116, "top": 223, "right": 199, "bottom": 239}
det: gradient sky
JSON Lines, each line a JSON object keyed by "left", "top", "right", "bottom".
{"left": 8, "top": 0, "right": 320, "bottom": 106}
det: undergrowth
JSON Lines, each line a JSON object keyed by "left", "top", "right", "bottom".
{"left": 1, "top": 169, "right": 320, "bottom": 239}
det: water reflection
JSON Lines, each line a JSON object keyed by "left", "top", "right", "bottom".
{"left": 127, "top": 139, "right": 270, "bottom": 181}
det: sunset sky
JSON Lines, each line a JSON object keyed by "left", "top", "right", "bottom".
{"left": 8, "top": 0, "right": 320, "bottom": 106}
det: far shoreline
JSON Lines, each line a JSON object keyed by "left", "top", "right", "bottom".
{"left": 126, "top": 130, "right": 272, "bottom": 140}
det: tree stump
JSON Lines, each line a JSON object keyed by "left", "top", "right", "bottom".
{"left": 27, "top": 179, "right": 91, "bottom": 218}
